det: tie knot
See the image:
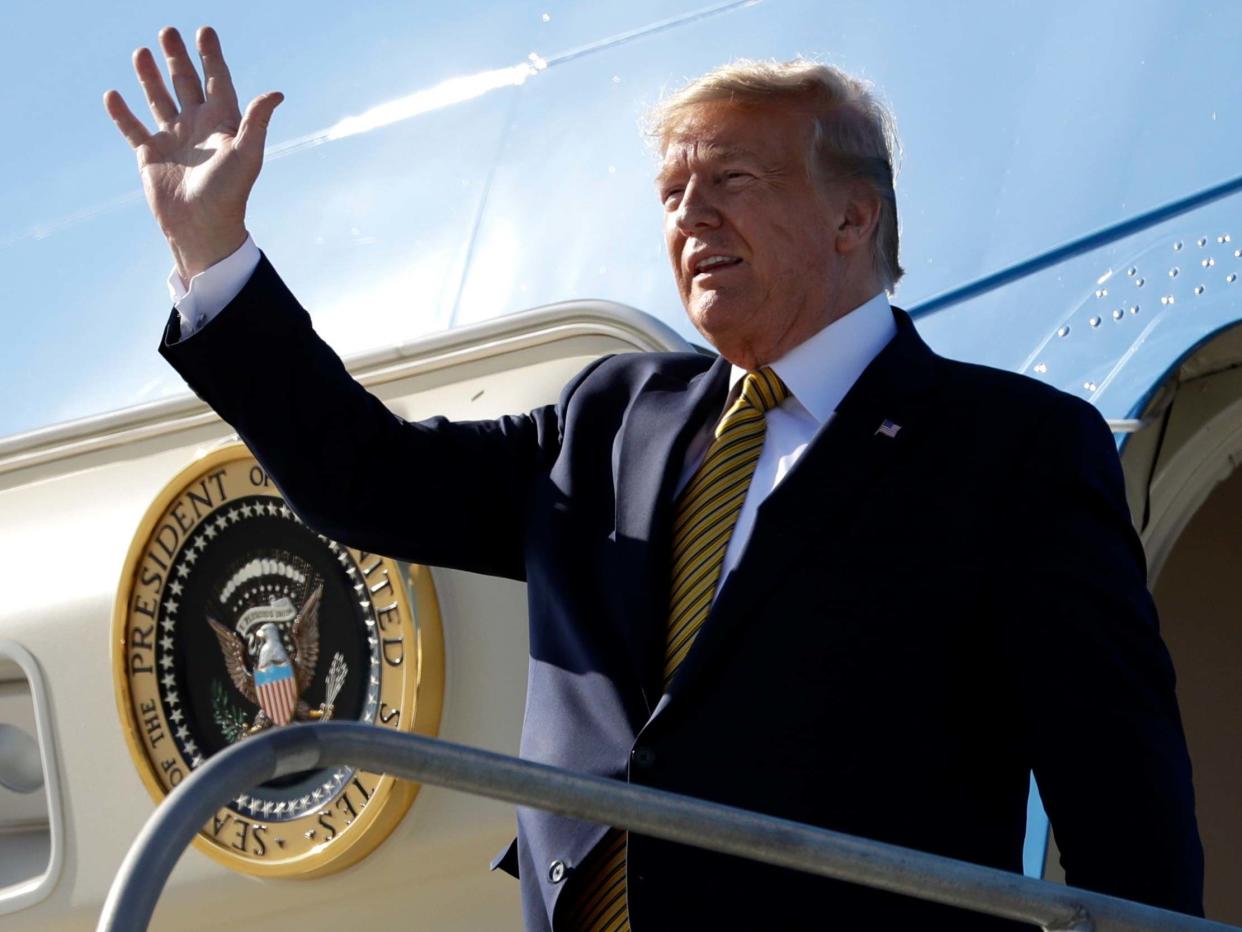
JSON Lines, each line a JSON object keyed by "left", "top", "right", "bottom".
{"left": 740, "top": 366, "right": 789, "bottom": 414}
{"left": 712, "top": 367, "right": 789, "bottom": 440}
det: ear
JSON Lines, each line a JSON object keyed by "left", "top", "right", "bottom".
{"left": 833, "top": 182, "right": 882, "bottom": 258}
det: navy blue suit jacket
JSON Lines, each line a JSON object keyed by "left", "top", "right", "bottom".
{"left": 161, "top": 255, "right": 1203, "bottom": 930}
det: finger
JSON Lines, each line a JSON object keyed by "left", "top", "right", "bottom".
{"left": 196, "top": 26, "right": 238, "bottom": 111}
{"left": 159, "top": 26, "right": 205, "bottom": 109}
{"left": 102, "top": 89, "right": 153, "bottom": 149}
{"left": 132, "top": 46, "right": 178, "bottom": 128}
{"left": 236, "top": 92, "right": 284, "bottom": 158}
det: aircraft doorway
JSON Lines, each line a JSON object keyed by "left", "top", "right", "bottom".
{"left": 1150, "top": 462, "right": 1242, "bottom": 924}
{"left": 1115, "top": 322, "right": 1242, "bottom": 925}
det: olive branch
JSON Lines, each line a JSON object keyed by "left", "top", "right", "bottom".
{"left": 211, "top": 679, "right": 250, "bottom": 743}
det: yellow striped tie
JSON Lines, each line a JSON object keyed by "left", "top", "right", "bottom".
{"left": 664, "top": 366, "right": 788, "bottom": 685}
{"left": 561, "top": 830, "right": 629, "bottom": 931}
{"left": 563, "top": 367, "right": 788, "bottom": 932}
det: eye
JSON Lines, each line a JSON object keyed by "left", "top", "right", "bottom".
{"left": 722, "top": 170, "right": 754, "bottom": 186}
{"left": 661, "top": 187, "right": 684, "bottom": 209}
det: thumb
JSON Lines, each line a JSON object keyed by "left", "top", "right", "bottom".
{"left": 236, "top": 91, "right": 284, "bottom": 157}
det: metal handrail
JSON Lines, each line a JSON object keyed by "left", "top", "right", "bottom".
{"left": 98, "top": 723, "right": 1233, "bottom": 932}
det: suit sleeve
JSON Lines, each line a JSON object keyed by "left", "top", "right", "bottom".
{"left": 159, "top": 252, "right": 595, "bottom": 581}
{"left": 1001, "top": 394, "right": 1204, "bottom": 916}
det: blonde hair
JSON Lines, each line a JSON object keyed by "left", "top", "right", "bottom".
{"left": 647, "top": 58, "right": 904, "bottom": 290}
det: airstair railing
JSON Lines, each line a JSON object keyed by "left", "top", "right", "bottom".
{"left": 98, "top": 722, "right": 1234, "bottom": 932}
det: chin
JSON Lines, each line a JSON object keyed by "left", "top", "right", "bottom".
{"left": 689, "top": 291, "right": 739, "bottom": 329}
{"left": 688, "top": 299, "right": 757, "bottom": 359}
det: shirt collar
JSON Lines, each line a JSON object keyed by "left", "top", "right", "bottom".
{"left": 728, "top": 291, "right": 897, "bottom": 424}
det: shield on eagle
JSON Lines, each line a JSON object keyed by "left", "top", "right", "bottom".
{"left": 254, "top": 660, "right": 299, "bottom": 725}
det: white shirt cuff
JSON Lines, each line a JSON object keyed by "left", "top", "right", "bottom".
{"left": 168, "top": 235, "right": 262, "bottom": 339}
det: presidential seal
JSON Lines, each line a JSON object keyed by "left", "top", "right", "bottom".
{"left": 112, "top": 444, "right": 444, "bottom": 877}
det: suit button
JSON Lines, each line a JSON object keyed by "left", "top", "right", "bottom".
{"left": 548, "top": 860, "right": 567, "bottom": 884}
{"left": 631, "top": 746, "right": 656, "bottom": 768}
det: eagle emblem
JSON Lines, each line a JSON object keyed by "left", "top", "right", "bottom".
{"left": 207, "top": 556, "right": 348, "bottom": 736}
{"left": 115, "top": 448, "right": 439, "bottom": 876}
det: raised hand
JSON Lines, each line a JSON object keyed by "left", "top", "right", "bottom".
{"left": 103, "top": 27, "right": 283, "bottom": 282}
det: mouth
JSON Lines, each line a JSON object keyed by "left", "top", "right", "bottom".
{"left": 691, "top": 254, "right": 743, "bottom": 279}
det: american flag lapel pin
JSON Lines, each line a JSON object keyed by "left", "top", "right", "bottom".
{"left": 874, "top": 418, "right": 902, "bottom": 438}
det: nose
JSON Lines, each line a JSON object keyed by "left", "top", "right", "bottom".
{"left": 672, "top": 177, "right": 721, "bottom": 234}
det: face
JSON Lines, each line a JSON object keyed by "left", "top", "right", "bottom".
{"left": 658, "top": 101, "right": 871, "bottom": 368}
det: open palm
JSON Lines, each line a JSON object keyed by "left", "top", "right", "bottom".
{"left": 103, "top": 27, "right": 283, "bottom": 280}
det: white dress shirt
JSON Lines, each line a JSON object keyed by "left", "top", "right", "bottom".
{"left": 676, "top": 291, "right": 896, "bottom": 593}
{"left": 168, "top": 244, "right": 896, "bottom": 595}
{"left": 169, "top": 235, "right": 263, "bottom": 340}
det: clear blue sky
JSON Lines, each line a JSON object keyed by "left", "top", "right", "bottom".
{"left": 5, "top": 0, "right": 1242, "bottom": 437}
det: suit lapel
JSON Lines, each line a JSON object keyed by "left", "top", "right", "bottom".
{"left": 659, "top": 308, "right": 943, "bottom": 708}
{"left": 612, "top": 355, "right": 731, "bottom": 712}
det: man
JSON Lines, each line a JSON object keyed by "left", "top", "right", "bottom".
{"left": 105, "top": 27, "right": 1203, "bottom": 930}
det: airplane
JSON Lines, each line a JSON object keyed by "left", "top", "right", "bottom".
{"left": 2, "top": 0, "right": 1241, "bottom": 927}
